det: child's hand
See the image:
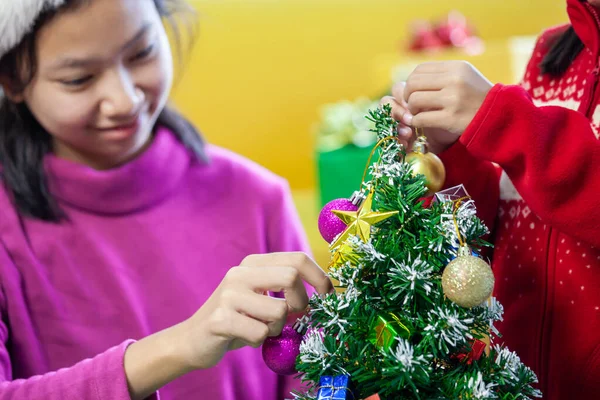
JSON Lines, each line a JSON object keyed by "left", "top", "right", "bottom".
{"left": 382, "top": 61, "right": 492, "bottom": 154}
{"left": 381, "top": 82, "right": 454, "bottom": 154}
{"left": 405, "top": 61, "right": 492, "bottom": 145}
{"left": 381, "top": 83, "right": 417, "bottom": 150}
{"left": 178, "top": 252, "right": 332, "bottom": 370}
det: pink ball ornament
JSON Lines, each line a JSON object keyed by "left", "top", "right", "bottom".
{"left": 262, "top": 325, "right": 304, "bottom": 375}
{"left": 318, "top": 198, "right": 358, "bottom": 243}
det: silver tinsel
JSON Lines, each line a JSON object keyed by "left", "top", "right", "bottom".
{"left": 474, "top": 297, "right": 504, "bottom": 336}
{"left": 424, "top": 307, "right": 474, "bottom": 351}
{"left": 369, "top": 156, "right": 412, "bottom": 186}
{"left": 467, "top": 372, "right": 498, "bottom": 399}
{"left": 495, "top": 346, "right": 520, "bottom": 379}
{"left": 494, "top": 345, "right": 536, "bottom": 383}
{"left": 327, "top": 257, "right": 363, "bottom": 289}
{"left": 299, "top": 329, "right": 348, "bottom": 377}
{"left": 299, "top": 329, "right": 329, "bottom": 368}
{"left": 493, "top": 344, "right": 542, "bottom": 398}
{"left": 388, "top": 338, "right": 430, "bottom": 374}
{"left": 388, "top": 256, "right": 434, "bottom": 305}
{"left": 347, "top": 235, "right": 386, "bottom": 263}
{"left": 310, "top": 293, "right": 352, "bottom": 336}
{"left": 440, "top": 198, "right": 482, "bottom": 249}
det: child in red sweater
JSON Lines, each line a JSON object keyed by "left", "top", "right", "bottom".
{"left": 383, "top": 0, "right": 600, "bottom": 398}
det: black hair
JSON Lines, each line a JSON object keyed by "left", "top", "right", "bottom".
{"left": 539, "top": 26, "right": 586, "bottom": 77}
{"left": 0, "top": 0, "right": 207, "bottom": 221}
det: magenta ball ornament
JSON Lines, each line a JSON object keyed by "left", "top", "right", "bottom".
{"left": 318, "top": 198, "right": 358, "bottom": 243}
{"left": 262, "top": 325, "right": 304, "bottom": 375}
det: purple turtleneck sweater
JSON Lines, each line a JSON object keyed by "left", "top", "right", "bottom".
{"left": 0, "top": 127, "right": 310, "bottom": 399}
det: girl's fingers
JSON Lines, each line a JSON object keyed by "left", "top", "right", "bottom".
{"left": 241, "top": 252, "right": 332, "bottom": 294}
{"left": 404, "top": 72, "right": 451, "bottom": 101}
{"left": 217, "top": 311, "right": 270, "bottom": 349}
{"left": 411, "top": 110, "right": 450, "bottom": 130}
{"left": 224, "top": 265, "right": 308, "bottom": 313}
{"left": 381, "top": 95, "right": 413, "bottom": 126}
{"left": 391, "top": 82, "right": 408, "bottom": 107}
{"left": 380, "top": 95, "right": 395, "bottom": 106}
{"left": 397, "top": 125, "right": 412, "bottom": 138}
{"left": 223, "top": 289, "right": 288, "bottom": 336}
{"left": 239, "top": 252, "right": 333, "bottom": 313}
{"left": 406, "top": 90, "right": 446, "bottom": 115}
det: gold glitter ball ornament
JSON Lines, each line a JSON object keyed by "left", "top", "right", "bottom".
{"left": 442, "top": 245, "right": 495, "bottom": 308}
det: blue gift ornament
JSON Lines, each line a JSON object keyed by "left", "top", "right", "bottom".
{"left": 317, "top": 375, "right": 354, "bottom": 400}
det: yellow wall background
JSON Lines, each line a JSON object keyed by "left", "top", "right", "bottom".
{"left": 172, "top": 0, "right": 567, "bottom": 189}
{"left": 170, "top": 0, "right": 568, "bottom": 264}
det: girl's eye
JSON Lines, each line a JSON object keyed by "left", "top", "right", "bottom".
{"left": 61, "top": 76, "right": 93, "bottom": 87}
{"left": 132, "top": 44, "right": 155, "bottom": 61}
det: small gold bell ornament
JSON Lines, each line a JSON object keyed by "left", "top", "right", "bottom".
{"left": 405, "top": 130, "right": 446, "bottom": 195}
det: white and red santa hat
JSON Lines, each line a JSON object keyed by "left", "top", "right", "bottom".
{"left": 0, "top": 0, "right": 66, "bottom": 59}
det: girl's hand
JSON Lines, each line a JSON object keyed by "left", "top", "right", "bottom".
{"left": 124, "top": 252, "right": 332, "bottom": 399}
{"left": 381, "top": 82, "right": 417, "bottom": 151}
{"left": 382, "top": 61, "right": 492, "bottom": 154}
{"left": 179, "top": 252, "right": 333, "bottom": 370}
{"left": 381, "top": 82, "right": 453, "bottom": 154}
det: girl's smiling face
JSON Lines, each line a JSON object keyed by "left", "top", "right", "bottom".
{"left": 17, "top": 0, "right": 173, "bottom": 169}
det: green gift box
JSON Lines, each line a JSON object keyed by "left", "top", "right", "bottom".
{"left": 314, "top": 97, "right": 380, "bottom": 207}
{"left": 316, "top": 145, "right": 375, "bottom": 207}
{"left": 368, "top": 313, "right": 412, "bottom": 351}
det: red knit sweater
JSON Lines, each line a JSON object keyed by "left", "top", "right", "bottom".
{"left": 439, "top": 1, "right": 600, "bottom": 398}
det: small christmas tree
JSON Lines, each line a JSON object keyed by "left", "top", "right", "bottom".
{"left": 295, "top": 105, "right": 541, "bottom": 399}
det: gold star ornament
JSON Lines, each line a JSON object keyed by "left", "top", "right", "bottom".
{"left": 330, "top": 243, "right": 360, "bottom": 270}
{"left": 330, "top": 190, "right": 398, "bottom": 249}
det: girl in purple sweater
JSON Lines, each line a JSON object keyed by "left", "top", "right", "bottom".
{"left": 0, "top": 1, "right": 331, "bottom": 399}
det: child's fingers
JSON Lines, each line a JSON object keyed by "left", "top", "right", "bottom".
{"left": 380, "top": 95, "right": 404, "bottom": 117}
{"left": 239, "top": 253, "right": 334, "bottom": 315}
{"left": 241, "top": 252, "right": 333, "bottom": 296}
{"left": 227, "top": 291, "right": 288, "bottom": 337}
{"left": 380, "top": 95, "right": 394, "bottom": 106}
{"left": 411, "top": 61, "right": 457, "bottom": 74}
{"left": 397, "top": 128, "right": 416, "bottom": 149}
{"left": 225, "top": 265, "right": 309, "bottom": 313}
{"left": 286, "top": 310, "right": 306, "bottom": 325}
{"left": 397, "top": 125, "right": 412, "bottom": 138}
{"left": 223, "top": 289, "right": 288, "bottom": 326}
{"left": 217, "top": 311, "right": 270, "bottom": 349}
{"left": 381, "top": 94, "right": 414, "bottom": 146}
{"left": 381, "top": 96, "right": 413, "bottom": 125}
{"left": 411, "top": 110, "right": 450, "bottom": 130}
{"left": 404, "top": 73, "right": 450, "bottom": 102}
{"left": 391, "top": 82, "right": 408, "bottom": 107}
{"left": 406, "top": 90, "right": 445, "bottom": 115}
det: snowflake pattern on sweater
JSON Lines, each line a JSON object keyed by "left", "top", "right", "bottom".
{"left": 496, "top": 25, "right": 600, "bottom": 319}
{"left": 440, "top": 8, "right": 600, "bottom": 397}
